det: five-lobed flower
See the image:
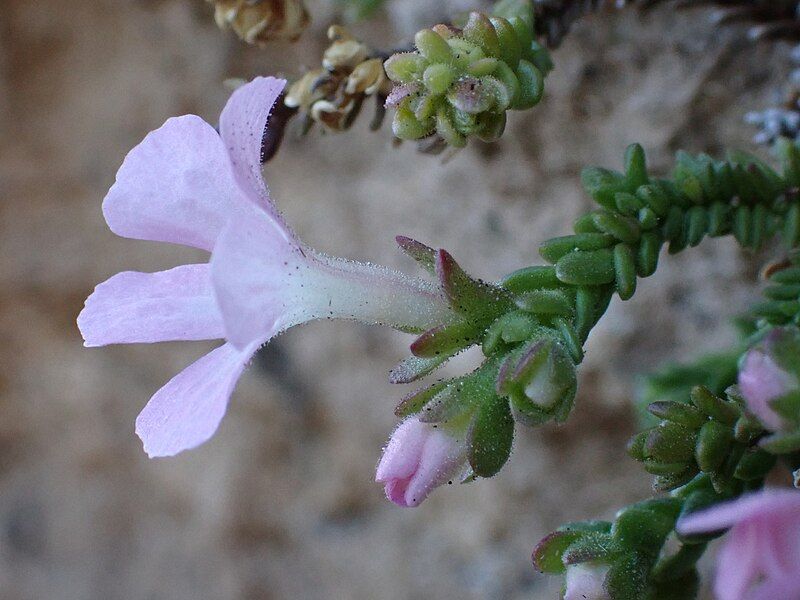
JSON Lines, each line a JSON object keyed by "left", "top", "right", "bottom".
{"left": 78, "top": 77, "right": 455, "bottom": 459}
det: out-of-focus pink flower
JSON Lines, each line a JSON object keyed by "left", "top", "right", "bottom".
{"left": 563, "top": 563, "right": 610, "bottom": 600}
{"left": 375, "top": 417, "right": 467, "bottom": 507}
{"left": 738, "top": 328, "right": 800, "bottom": 431}
{"left": 677, "top": 489, "right": 800, "bottom": 600}
{"left": 78, "top": 77, "right": 453, "bottom": 458}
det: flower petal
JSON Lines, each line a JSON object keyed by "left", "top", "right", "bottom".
{"left": 78, "top": 264, "right": 224, "bottom": 347}
{"left": 403, "top": 428, "right": 466, "bottom": 507}
{"left": 384, "top": 479, "right": 413, "bottom": 508}
{"left": 748, "top": 574, "right": 800, "bottom": 600}
{"left": 103, "top": 115, "right": 241, "bottom": 251}
{"left": 375, "top": 418, "right": 426, "bottom": 483}
{"left": 677, "top": 490, "right": 800, "bottom": 535}
{"left": 218, "top": 76, "right": 288, "bottom": 223}
{"left": 714, "top": 523, "right": 760, "bottom": 600}
{"left": 210, "top": 208, "right": 303, "bottom": 349}
{"left": 211, "top": 210, "right": 454, "bottom": 350}
{"left": 135, "top": 342, "right": 258, "bottom": 457}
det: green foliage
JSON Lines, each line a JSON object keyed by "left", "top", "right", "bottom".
{"left": 628, "top": 386, "right": 774, "bottom": 494}
{"left": 533, "top": 497, "right": 706, "bottom": 600}
{"left": 384, "top": 0, "right": 551, "bottom": 147}
{"left": 390, "top": 141, "right": 800, "bottom": 490}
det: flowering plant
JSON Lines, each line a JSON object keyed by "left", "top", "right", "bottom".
{"left": 80, "top": 1, "right": 800, "bottom": 597}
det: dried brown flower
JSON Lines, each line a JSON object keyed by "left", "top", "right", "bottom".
{"left": 284, "top": 26, "right": 392, "bottom": 132}
{"left": 210, "top": 0, "right": 310, "bottom": 44}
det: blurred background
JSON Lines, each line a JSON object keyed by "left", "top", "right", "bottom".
{"left": 0, "top": 1, "right": 794, "bottom": 598}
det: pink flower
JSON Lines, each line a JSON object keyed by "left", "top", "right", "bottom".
{"left": 563, "top": 563, "right": 610, "bottom": 600}
{"left": 739, "top": 328, "right": 800, "bottom": 431}
{"left": 78, "top": 77, "right": 453, "bottom": 458}
{"left": 375, "top": 417, "right": 468, "bottom": 507}
{"left": 677, "top": 489, "right": 800, "bottom": 600}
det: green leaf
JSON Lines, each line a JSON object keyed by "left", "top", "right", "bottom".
{"left": 532, "top": 530, "right": 583, "bottom": 574}
{"left": 467, "top": 396, "right": 514, "bottom": 477}
{"left": 389, "top": 353, "right": 449, "bottom": 384}
{"left": 562, "top": 531, "right": 620, "bottom": 564}
{"left": 733, "top": 448, "right": 776, "bottom": 481}
{"left": 694, "top": 421, "right": 733, "bottom": 473}
{"left": 410, "top": 321, "right": 479, "bottom": 358}
{"left": 624, "top": 143, "right": 649, "bottom": 189}
{"left": 582, "top": 167, "right": 629, "bottom": 210}
{"left": 647, "top": 401, "right": 706, "bottom": 429}
{"left": 394, "top": 381, "right": 448, "bottom": 417}
{"left": 592, "top": 211, "right": 641, "bottom": 244}
{"left": 645, "top": 422, "right": 696, "bottom": 463}
{"left": 512, "top": 59, "right": 543, "bottom": 109}
{"left": 501, "top": 265, "right": 560, "bottom": 292}
{"left": 539, "top": 233, "right": 615, "bottom": 264}
{"left": 515, "top": 289, "right": 574, "bottom": 316}
{"left": 690, "top": 386, "right": 739, "bottom": 425}
{"left": 555, "top": 249, "right": 616, "bottom": 286}
{"left": 604, "top": 552, "right": 649, "bottom": 600}
{"left": 614, "top": 243, "right": 637, "bottom": 300}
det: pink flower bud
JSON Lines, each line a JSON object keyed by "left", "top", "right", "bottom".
{"left": 677, "top": 489, "right": 800, "bottom": 600}
{"left": 563, "top": 563, "right": 610, "bottom": 600}
{"left": 375, "top": 418, "right": 467, "bottom": 507}
{"left": 738, "top": 328, "right": 800, "bottom": 431}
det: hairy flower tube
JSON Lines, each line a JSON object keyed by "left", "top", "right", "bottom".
{"left": 677, "top": 489, "right": 800, "bottom": 600}
{"left": 375, "top": 417, "right": 468, "bottom": 507}
{"left": 738, "top": 326, "right": 800, "bottom": 432}
{"left": 78, "top": 77, "right": 455, "bottom": 458}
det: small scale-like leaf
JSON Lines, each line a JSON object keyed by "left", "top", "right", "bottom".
{"left": 539, "top": 233, "right": 615, "bottom": 264}
{"left": 394, "top": 381, "right": 447, "bottom": 417}
{"left": 555, "top": 249, "right": 616, "bottom": 286}
{"left": 389, "top": 353, "right": 449, "bottom": 384}
{"left": 467, "top": 396, "right": 514, "bottom": 477}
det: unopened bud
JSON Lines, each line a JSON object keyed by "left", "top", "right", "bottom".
{"left": 497, "top": 338, "right": 577, "bottom": 425}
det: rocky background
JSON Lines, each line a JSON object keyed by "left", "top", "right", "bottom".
{"left": 0, "top": 1, "right": 793, "bottom": 598}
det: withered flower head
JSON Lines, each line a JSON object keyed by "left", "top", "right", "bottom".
{"left": 284, "top": 25, "right": 392, "bottom": 132}
{"left": 210, "top": 0, "right": 310, "bottom": 44}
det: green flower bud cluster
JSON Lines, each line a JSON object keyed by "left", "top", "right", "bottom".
{"left": 627, "top": 386, "right": 774, "bottom": 494}
{"left": 386, "top": 141, "right": 800, "bottom": 486}
{"left": 389, "top": 237, "right": 578, "bottom": 479}
{"left": 383, "top": 0, "right": 552, "bottom": 147}
{"left": 533, "top": 497, "right": 705, "bottom": 600}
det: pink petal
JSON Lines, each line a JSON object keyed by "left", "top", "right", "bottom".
{"left": 103, "top": 115, "right": 242, "bottom": 251}
{"left": 210, "top": 208, "right": 303, "bottom": 350}
{"left": 713, "top": 523, "right": 761, "bottom": 600}
{"left": 78, "top": 264, "right": 224, "bottom": 347}
{"left": 677, "top": 490, "right": 800, "bottom": 535}
{"left": 748, "top": 574, "right": 800, "bottom": 600}
{"left": 218, "top": 76, "right": 288, "bottom": 223}
{"left": 403, "top": 428, "right": 466, "bottom": 507}
{"left": 384, "top": 479, "right": 413, "bottom": 508}
{"left": 739, "top": 350, "right": 794, "bottom": 431}
{"left": 375, "top": 419, "right": 427, "bottom": 482}
{"left": 135, "top": 342, "right": 258, "bottom": 457}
